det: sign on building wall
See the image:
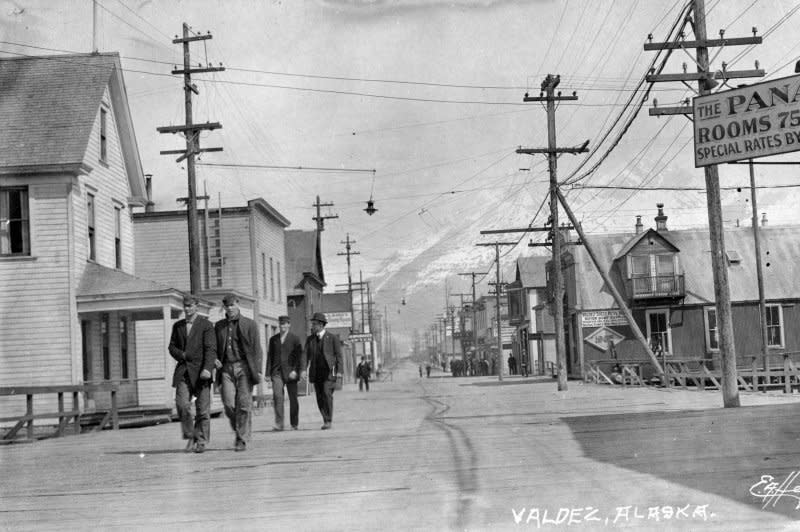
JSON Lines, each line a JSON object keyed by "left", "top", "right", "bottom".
{"left": 325, "top": 311, "right": 352, "bottom": 329}
{"left": 694, "top": 74, "right": 800, "bottom": 167}
{"left": 581, "top": 310, "right": 628, "bottom": 328}
{"left": 348, "top": 332, "right": 373, "bottom": 342}
{"left": 584, "top": 326, "right": 626, "bottom": 351}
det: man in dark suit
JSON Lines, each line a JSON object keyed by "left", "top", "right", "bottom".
{"left": 305, "top": 312, "right": 343, "bottom": 430}
{"left": 168, "top": 295, "right": 216, "bottom": 453}
{"left": 214, "top": 293, "right": 263, "bottom": 451}
{"left": 267, "top": 315, "right": 305, "bottom": 431}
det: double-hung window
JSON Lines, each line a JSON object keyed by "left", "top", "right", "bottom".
{"left": 766, "top": 305, "right": 784, "bottom": 348}
{"left": 0, "top": 187, "right": 30, "bottom": 255}
{"left": 704, "top": 307, "right": 719, "bottom": 351}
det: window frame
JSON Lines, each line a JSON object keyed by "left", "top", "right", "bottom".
{"left": 703, "top": 306, "right": 719, "bottom": 352}
{"left": 0, "top": 186, "right": 30, "bottom": 256}
{"left": 87, "top": 192, "right": 96, "bottom": 262}
{"left": 113, "top": 204, "right": 122, "bottom": 269}
{"left": 766, "top": 304, "right": 785, "bottom": 348}
{"left": 645, "top": 308, "right": 672, "bottom": 355}
{"left": 100, "top": 107, "right": 108, "bottom": 163}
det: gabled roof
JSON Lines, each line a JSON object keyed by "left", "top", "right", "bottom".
{"left": 515, "top": 256, "right": 549, "bottom": 288}
{"left": 612, "top": 228, "right": 679, "bottom": 261}
{"left": 284, "top": 229, "right": 325, "bottom": 292}
{"left": 0, "top": 53, "right": 146, "bottom": 203}
{"left": 573, "top": 225, "right": 800, "bottom": 309}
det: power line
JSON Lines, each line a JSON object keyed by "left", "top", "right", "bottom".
{"left": 197, "top": 162, "right": 376, "bottom": 173}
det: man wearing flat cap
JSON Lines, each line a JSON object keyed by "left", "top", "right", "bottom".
{"left": 304, "top": 312, "right": 343, "bottom": 430}
{"left": 214, "top": 293, "right": 263, "bottom": 451}
{"left": 168, "top": 295, "right": 216, "bottom": 453}
{"left": 266, "top": 315, "right": 305, "bottom": 431}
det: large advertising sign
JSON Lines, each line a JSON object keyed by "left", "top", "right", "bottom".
{"left": 693, "top": 74, "right": 800, "bottom": 167}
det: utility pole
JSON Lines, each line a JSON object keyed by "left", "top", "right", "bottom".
{"left": 337, "top": 234, "right": 360, "bottom": 333}
{"left": 517, "top": 74, "right": 589, "bottom": 391}
{"left": 645, "top": 0, "right": 763, "bottom": 407}
{"left": 313, "top": 196, "right": 339, "bottom": 232}
{"left": 458, "top": 272, "right": 479, "bottom": 367}
{"left": 157, "top": 23, "right": 224, "bottom": 295}
{"left": 476, "top": 242, "right": 516, "bottom": 381}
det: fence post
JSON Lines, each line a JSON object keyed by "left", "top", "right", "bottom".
{"left": 26, "top": 394, "right": 33, "bottom": 440}
{"left": 784, "top": 355, "right": 791, "bottom": 394}
{"left": 73, "top": 391, "right": 80, "bottom": 435}
{"left": 111, "top": 388, "right": 119, "bottom": 430}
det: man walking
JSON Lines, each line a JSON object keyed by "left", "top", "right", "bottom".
{"left": 305, "top": 313, "right": 342, "bottom": 430}
{"left": 215, "top": 293, "right": 262, "bottom": 451}
{"left": 267, "top": 315, "right": 305, "bottom": 431}
{"left": 168, "top": 295, "right": 216, "bottom": 453}
{"left": 356, "top": 356, "right": 371, "bottom": 392}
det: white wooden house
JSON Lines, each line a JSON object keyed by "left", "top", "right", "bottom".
{"left": 0, "top": 53, "right": 188, "bottom": 418}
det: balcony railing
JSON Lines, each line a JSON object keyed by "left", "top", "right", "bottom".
{"left": 626, "top": 274, "right": 685, "bottom": 299}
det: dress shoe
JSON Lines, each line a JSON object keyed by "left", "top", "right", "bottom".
{"left": 291, "top": 426, "right": 298, "bottom": 430}
{"left": 184, "top": 439, "right": 195, "bottom": 452}
{"left": 234, "top": 441, "right": 246, "bottom": 452}
{"left": 272, "top": 425, "right": 284, "bottom": 432}
{"left": 194, "top": 444, "right": 205, "bottom": 454}
{"left": 321, "top": 422, "right": 331, "bottom": 430}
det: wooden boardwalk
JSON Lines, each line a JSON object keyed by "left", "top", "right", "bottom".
{"left": 3, "top": 362, "right": 800, "bottom": 531}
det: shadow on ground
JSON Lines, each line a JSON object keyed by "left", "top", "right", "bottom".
{"left": 561, "top": 402, "right": 800, "bottom": 519}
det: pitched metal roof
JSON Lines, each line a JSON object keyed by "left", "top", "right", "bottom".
{"left": 284, "top": 229, "right": 324, "bottom": 291}
{"left": 572, "top": 225, "right": 800, "bottom": 309}
{"left": 0, "top": 53, "right": 117, "bottom": 171}
{"left": 515, "top": 256, "right": 549, "bottom": 288}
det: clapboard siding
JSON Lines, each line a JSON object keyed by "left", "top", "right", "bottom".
{"left": 81, "top": 87, "right": 135, "bottom": 274}
{"left": 219, "top": 215, "right": 252, "bottom": 294}
{"left": 253, "top": 212, "right": 287, "bottom": 322}
{"left": 134, "top": 217, "right": 190, "bottom": 289}
{"left": 0, "top": 183, "right": 72, "bottom": 391}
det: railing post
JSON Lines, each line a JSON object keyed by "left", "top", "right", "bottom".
{"left": 57, "top": 392, "right": 65, "bottom": 436}
{"left": 784, "top": 354, "right": 791, "bottom": 394}
{"left": 111, "top": 388, "right": 119, "bottom": 430}
{"left": 73, "top": 391, "right": 80, "bottom": 435}
{"left": 751, "top": 356, "right": 759, "bottom": 393}
{"left": 26, "top": 394, "right": 33, "bottom": 440}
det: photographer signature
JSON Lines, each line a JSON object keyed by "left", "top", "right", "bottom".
{"left": 750, "top": 472, "right": 800, "bottom": 510}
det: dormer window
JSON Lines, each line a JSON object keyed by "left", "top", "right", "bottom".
{"left": 626, "top": 252, "right": 684, "bottom": 299}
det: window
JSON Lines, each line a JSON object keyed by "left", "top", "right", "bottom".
{"left": 277, "top": 261, "right": 282, "bottom": 300}
{"left": 100, "top": 108, "right": 108, "bottom": 162}
{"left": 0, "top": 187, "right": 30, "bottom": 255}
{"left": 766, "top": 305, "right": 784, "bottom": 348}
{"left": 270, "top": 257, "right": 275, "bottom": 301}
{"left": 646, "top": 309, "right": 671, "bottom": 354}
{"left": 101, "top": 314, "right": 110, "bottom": 380}
{"left": 704, "top": 307, "right": 719, "bottom": 351}
{"left": 261, "top": 253, "right": 267, "bottom": 298}
{"left": 119, "top": 318, "right": 129, "bottom": 379}
{"left": 114, "top": 205, "right": 122, "bottom": 269}
{"left": 87, "top": 193, "right": 96, "bottom": 261}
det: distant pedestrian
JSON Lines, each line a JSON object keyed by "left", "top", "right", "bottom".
{"left": 267, "top": 315, "right": 305, "bottom": 431}
{"left": 508, "top": 355, "right": 517, "bottom": 375}
{"left": 419, "top": 364, "right": 423, "bottom": 378}
{"left": 168, "top": 295, "right": 216, "bottom": 453}
{"left": 425, "top": 362, "right": 431, "bottom": 378}
{"left": 305, "top": 313, "right": 343, "bottom": 430}
{"left": 356, "top": 356, "right": 371, "bottom": 392}
{"left": 215, "top": 293, "right": 263, "bottom": 452}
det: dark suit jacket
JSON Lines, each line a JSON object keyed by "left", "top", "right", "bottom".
{"left": 305, "top": 330, "right": 343, "bottom": 383}
{"left": 267, "top": 331, "right": 304, "bottom": 381}
{"left": 215, "top": 315, "right": 263, "bottom": 386}
{"left": 168, "top": 316, "right": 216, "bottom": 389}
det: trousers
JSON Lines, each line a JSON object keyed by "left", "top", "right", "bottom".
{"left": 175, "top": 374, "right": 211, "bottom": 444}
{"left": 271, "top": 374, "right": 299, "bottom": 428}
{"left": 221, "top": 361, "right": 253, "bottom": 444}
{"left": 312, "top": 379, "right": 335, "bottom": 424}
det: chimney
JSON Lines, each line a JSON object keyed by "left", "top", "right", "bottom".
{"left": 654, "top": 203, "right": 668, "bottom": 231}
{"left": 635, "top": 215, "right": 643, "bottom": 234}
{"left": 144, "top": 174, "right": 155, "bottom": 213}
{"left": 761, "top": 212, "right": 768, "bottom": 227}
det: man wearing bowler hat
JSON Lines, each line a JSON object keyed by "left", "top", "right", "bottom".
{"left": 266, "top": 315, "right": 305, "bottom": 431}
{"left": 215, "top": 293, "right": 263, "bottom": 451}
{"left": 168, "top": 295, "right": 216, "bottom": 453}
{"left": 305, "top": 312, "right": 343, "bottom": 430}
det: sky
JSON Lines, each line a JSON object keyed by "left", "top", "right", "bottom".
{"left": 2, "top": 0, "right": 800, "bottom": 351}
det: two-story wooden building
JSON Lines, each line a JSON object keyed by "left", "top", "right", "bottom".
{"left": 560, "top": 205, "right": 800, "bottom": 378}
{"left": 0, "top": 53, "right": 189, "bottom": 417}
{"left": 133, "top": 197, "right": 291, "bottom": 372}
{"left": 506, "top": 256, "right": 554, "bottom": 375}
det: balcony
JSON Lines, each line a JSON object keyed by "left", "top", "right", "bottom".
{"left": 626, "top": 274, "right": 685, "bottom": 300}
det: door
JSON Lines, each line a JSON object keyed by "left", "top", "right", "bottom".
{"left": 646, "top": 309, "right": 671, "bottom": 355}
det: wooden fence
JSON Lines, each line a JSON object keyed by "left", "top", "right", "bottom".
{"left": 586, "top": 351, "right": 800, "bottom": 393}
{"left": 0, "top": 383, "right": 119, "bottom": 443}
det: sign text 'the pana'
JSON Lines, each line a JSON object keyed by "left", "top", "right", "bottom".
{"left": 693, "top": 74, "right": 800, "bottom": 167}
